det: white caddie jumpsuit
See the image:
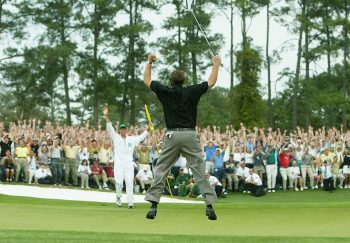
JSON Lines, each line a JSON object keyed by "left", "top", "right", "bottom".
{"left": 106, "top": 123, "right": 148, "bottom": 205}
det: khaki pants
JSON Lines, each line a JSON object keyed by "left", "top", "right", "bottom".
{"left": 145, "top": 130, "right": 217, "bottom": 205}
{"left": 139, "top": 179, "right": 154, "bottom": 190}
{"left": 206, "top": 161, "right": 214, "bottom": 174}
{"left": 78, "top": 173, "right": 89, "bottom": 188}
{"left": 92, "top": 170, "right": 108, "bottom": 187}
{"left": 15, "top": 158, "right": 28, "bottom": 182}
{"left": 64, "top": 158, "right": 78, "bottom": 185}
{"left": 301, "top": 165, "right": 314, "bottom": 188}
{"left": 226, "top": 173, "right": 238, "bottom": 190}
{"left": 333, "top": 174, "right": 344, "bottom": 187}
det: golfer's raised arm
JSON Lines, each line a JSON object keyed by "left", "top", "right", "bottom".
{"left": 207, "top": 56, "right": 221, "bottom": 89}
{"left": 143, "top": 54, "right": 157, "bottom": 88}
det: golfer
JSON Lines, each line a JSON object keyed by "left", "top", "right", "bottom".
{"left": 143, "top": 54, "right": 221, "bottom": 220}
{"left": 103, "top": 106, "right": 148, "bottom": 209}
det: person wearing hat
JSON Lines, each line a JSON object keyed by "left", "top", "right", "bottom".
{"left": 15, "top": 138, "right": 30, "bottom": 183}
{"left": 320, "top": 159, "right": 334, "bottom": 192}
{"left": 288, "top": 160, "right": 303, "bottom": 191}
{"left": 143, "top": 54, "right": 220, "bottom": 220}
{"left": 103, "top": 106, "right": 149, "bottom": 209}
{"left": 236, "top": 159, "right": 250, "bottom": 193}
{"left": 136, "top": 166, "right": 154, "bottom": 194}
{"left": 279, "top": 146, "right": 294, "bottom": 191}
{"left": 245, "top": 168, "right": 265, "bottom": 197}
{"left": 264, "top": 144, "right": 278, "bottom": 192}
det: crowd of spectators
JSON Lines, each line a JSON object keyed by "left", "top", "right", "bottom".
{"left": 1, "top": 119, "right": 350, "bottom": 198}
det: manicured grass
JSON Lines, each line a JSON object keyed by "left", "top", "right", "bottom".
{"left": 1, "top": 189, "right": 350, "bottom": 242}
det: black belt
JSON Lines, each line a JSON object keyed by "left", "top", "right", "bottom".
{"left": 167, "top": 128, "right": 195, "bottom": 131}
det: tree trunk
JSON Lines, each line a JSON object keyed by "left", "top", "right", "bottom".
{"left": 191, "top": 51, "right": 197, "bottom": 84}
{"left": 292, "top": 1, "right": 306, "bottom": 129}
{"left": 230, "top": 1, "right": 234, "bottom": 89}
{"left": 176, "top": 2, "right": 182, "bottom": 69}
{"left": 92, "top": 3, "right": 100, "bottom": 128}
{"left": 60, "top": 9, "right": 71, "bottom": 125}
{"left": 242, "top": 2, "right": 247, "bottom": 48}
{"left": 342, "top": 5, "right": 349, "bottom": 130}
{"left": 324, "top": 4, "right": 331, "bottom": 77}
{"left": 128, "top": 0, "right": 137, "bottom": 125}
{"left": 266, "top": 2, "right": 273, "bottom": 128}
{"left": 304, "top": 1, "right": 310, "bottom": 128}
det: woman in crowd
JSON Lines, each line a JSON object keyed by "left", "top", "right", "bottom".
{"left": 77, "top": 159, "right": 91, "bottom": 189}
{"left": 2, "top": 149, "right": 15, "bottom": 182}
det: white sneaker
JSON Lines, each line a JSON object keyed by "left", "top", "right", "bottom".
{"left": 243, "top": 191, "right": 247, "bottom": 194}
{"left": 344, "top": 185, "right": 348, "bottom": 189}
{"left": 300, "top": 187, "right": 304, "bottom": 191}
{"left": 81, "top": 186, "right": 84, "bottom": 189}
{"left": 320, "top": 183, "right": 324, "bottom": 188}
{"left": 314, "top": 185, "right": 318, "bottom": 189}
{"left": 272, "top": 190, "right": 276, "bottom": 193}
{"left": 86, "top": 186, "right": 90, "bottom": 189}
{"left": 103, "top": 186, "right": 110, "bottom": 191}
{"left": 99, "top": 185, "right": 102, "bottom": 190}
{"left": 128, "top": 204, "right": 134, "bottom": 209}
{"left": 295, "top": 187, "right": 299, "bottom": 191}
{"left": 339, "top": 186, "right": 343, "bottom": 189}
{"left": 142, "top": 190, "right": 146, "bottom": 194}
{"left": 304, "top": 187, "right": 307, "bottom": 190}
{"left": 268, "top": 190, "right": 271, "bottom": 193}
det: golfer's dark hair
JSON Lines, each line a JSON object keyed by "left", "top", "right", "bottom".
{"left": 170, "top": 70, "right": 185, "bottom": 87}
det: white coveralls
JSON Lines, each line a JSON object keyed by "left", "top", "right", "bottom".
{"left": 106, "top": 123, "right": 148, "bottom": 205}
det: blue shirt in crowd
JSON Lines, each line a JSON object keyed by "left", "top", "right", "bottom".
{"left": 204, "top": 145, "right": 217, "bottom": 161}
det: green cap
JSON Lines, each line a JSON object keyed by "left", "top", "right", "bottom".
{"left": 119, "top": 124, "right": 128, "bottom": 129}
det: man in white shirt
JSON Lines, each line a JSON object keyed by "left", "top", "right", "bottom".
{"left": 236, "top": 160, "right": 250, "bottom": 193}
{"left": 321, "top": 160, "right": 334, "bottom": 192}
{"left": 288, "top": 160, "right": 303, "bottom": 191}
{"left": 206, "top": 171, "right": 223, "bottom": 198}
{"left": 35, "top": 163, "right": 52, "bottom": 184}
{"left": 245, "top": 168, "right": 265, "bottom": 197}
{"left": 136, "top": 167, "right": 154, "bottom": 193}
{"left": 103, "top": 106, "right": 148, "bottom": 209}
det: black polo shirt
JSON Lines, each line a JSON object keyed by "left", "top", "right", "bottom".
{"left": 150, "top": 81, "right": 208, "bottom": 129}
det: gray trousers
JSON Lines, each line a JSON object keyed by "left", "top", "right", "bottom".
{"left": 145, "top": 131, "right": 217, "bottom": 205}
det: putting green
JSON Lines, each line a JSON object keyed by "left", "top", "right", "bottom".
{"left": 1, "top": 189, "right": 349, "bottom": 242}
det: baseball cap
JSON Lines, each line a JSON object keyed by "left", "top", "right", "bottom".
{"left": 119, "top": 124, "right": 128, "bottom": 129}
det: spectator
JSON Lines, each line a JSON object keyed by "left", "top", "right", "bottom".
{"left": 206, "top": 171, "right": 223, "bottom": 198}
{"left": 38, "top": 142, "right": 49, "bottom": 164}
{"left": 331, "top": 153, "right": 344, "bottom": 189}
{"left": 279, "top": 147, "right": 293, "bottom": 192}
{"left": 264, "top": 144, "right": 278, "bottom": 192}
{"left": 301, "top": 148, "right": 315, "bottom": 190}
{"left": 136, "top": 166, "right": 154, "bottom": 193}
{"left": 236, "top": 160, "right": 250, "bottom": 193}
{"left": 210, "top": 148, "right": 227, "bottom": 195}
{"left": 253, "top": 141, "right": 265, "bottom": 180}
{"left": 2, "top": 149, "right": 15, "bottom": 182}
{"left": 204, "top": 141, "right": 217, "bottom": 174}
{"left": 77, "top": 159, "right": 91, "bottom": 189}
{"left": 288, "top": 160, "right": 303, "bottom": 191}
{"left": 342, "top": 149, "right": 350, "bottom": 188}
{"left": 27, "top": 150, "right": 37, "bottom": 184}
{"left": 30, "top": 138, "right": 40, "bottom": 157}
{"left": 63, "top": 139, "right": 79, "bottom": 186}
{"left": 105, "top": 161, "right": 115, "bottom": 189}
{"left": 50, "top": 137, "right": 63, "bottom": 185}
{"left": 88, "top": 139, "right": 100, "bottom": 164}
{"left": 321, "top": 160, "right": 333, "bottom": 192}
{"left": 99, "top": 141, "right": 112, "bottom": 166}
{"left": 15, "top": 138, "right": 30, "bottom": 183}
{"left": 175, "top": 168, "right": 191, "bottom": 197}
{"left": 78, "top": 141, "right": 89, "bottom": 165}
{"left": 245, "top": 168, "right": 265, "bottom": 197}
{"left": 137, "top": 143, "right": 151, "bottom": 171}
{"left": 90, "top": 159, "right": 109, "bottom": 190}
{"left": 35, "top": 162, "right": 52, "bottom": 184}
{"left": 224, "top": 154, "right": 238, "bottom": 192}
{"left": 0, "top": 134, "right": 14, "bottom": 158}
{"left": 312, "top": 160, "right": 322, "bottom": 189}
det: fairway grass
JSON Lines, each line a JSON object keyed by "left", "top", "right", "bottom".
{"left": 1, "top": 189, "right": 350, "bottom": 242}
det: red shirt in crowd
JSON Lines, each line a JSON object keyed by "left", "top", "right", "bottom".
{"left": 279, "top": 152, "right": 293, "bottom": 168}
{"left": 90, "top": 164, "right": 104, "bottom": 175}
{"left": 105, "top": 165, "right": 114, "bottom": 178}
